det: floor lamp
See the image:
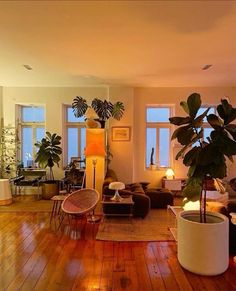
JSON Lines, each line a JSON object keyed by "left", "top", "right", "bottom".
{"left": 85, "top": 142, "right": 105, "bottom": 223}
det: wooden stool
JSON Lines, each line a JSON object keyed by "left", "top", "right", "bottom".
{"left": 50, "top": 195, "right": 67, "bottom": 225}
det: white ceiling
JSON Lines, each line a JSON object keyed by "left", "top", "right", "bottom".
{"left": 0, "top": 1, "right": 235, "bottom": 87}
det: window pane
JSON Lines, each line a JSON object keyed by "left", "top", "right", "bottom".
{"left": 80, "top": 127, "right": 86, "bottom": 158}
{"left": 147, "top": 107, "right": 170, "bottom": 122}
{"left": 204, "top": 127, "right": 213, "bottom": 141}
{"left": 159, "top": 128, "right": 170, "bottom": 167}
{"left": 67, "top": 128, "right": 78, "bottom": 163}
{"left": 36, "top": 127, "right": 45, "bottom": 142}
{"left": 146, "top": 128, "right": 156, "bottom": 167}
{"left": 197, "top": 107, "right": 215, "bottom": 122}
{"left": 22, "top": 106, "right": 45, "bottom": 122}
{"left": 67, "top": 107, "right": 84, "bottom": 123}
{"left": 22, "top": 127, "right": 33, "bottom": 167}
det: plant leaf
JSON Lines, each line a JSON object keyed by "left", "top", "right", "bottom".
{"left": 169, "top": 116, "right": 191, "bottom": 125}
{"left": 112, "top": 101, "right": 125, "bottom": 120}
{"left": 180, "top": 101, "right": 189, "bottom": 114}
{"left": 72, "top": 96, "right": 88, "bottom": 118}
{"left": 187, "top": 93, "right": 201, "bottom": 118}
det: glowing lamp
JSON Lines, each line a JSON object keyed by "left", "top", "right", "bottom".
{"left": 109, "top": 182, "right": 125, "bottom": 202}
{"left": 165, "top": 168, "right": 175, "bottom": 180}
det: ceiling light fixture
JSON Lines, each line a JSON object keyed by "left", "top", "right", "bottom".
{"left": 23, "top": 64, "right": 33, "bottom": 70}
{"left": 202, "top": 64, "right": 212, "bottom": 70}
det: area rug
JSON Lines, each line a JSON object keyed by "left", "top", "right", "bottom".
{"left": 0, "top": 196, "right": 53, "bottom": 212}
{"left": 96, "top": 209, "right": 176, "bottom": 242}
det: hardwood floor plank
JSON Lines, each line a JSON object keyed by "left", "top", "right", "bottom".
{"left": 0, "top": 210, "right": 235, "bottom": 290}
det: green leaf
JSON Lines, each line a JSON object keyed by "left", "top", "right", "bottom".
{"left": 207, "top": 114, "right": 222, "bottom": 129}
{"left": 192, "top": 108, "right": 210, "bottom": 128}
{"left": 183, "top": 147, "right": 200, "bottom": 166}
{"left": 182, "top": 177, "right": 202, "bottom": 201}
{"left": 72, "top": 96, "right": 88, "bottom": 118}
{"left": 177, "top": 127, "right": 195, "bottom": 146}
{"left": 169, "top": 116, "right": 191, "bottom": 126}
{"left": 187, "top": 93, "right": 201, "bottom": 118}
{"left": 171, "top": 125, "right": 190, "bottom": 141}
{"left": 112, "top": 101, "right": 125, "bottom": 120}
{"left": 180, "top": 101, "right": 189, "bottom": 114}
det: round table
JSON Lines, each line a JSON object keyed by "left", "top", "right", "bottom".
{"left": 0, "top": 179, "right": 12, "bottom": 205}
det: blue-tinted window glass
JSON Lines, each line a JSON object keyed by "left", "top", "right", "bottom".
{"left": 22, "top": 127, "right": 33, "bottom": 167}
{"left": 147, "top": 107, "right": 170, "bottom": 122}
{"left": 159, "top": 128, "right": 170, "bottom": 167}
{"left": 67, "top": 128, "right": 78, "bottom": 162}
{"left": 197, "top": 107, "right": 215, "bottom": 122}
{"left": 67, "top": 107, "right": 84, "bottom": 123}
{"left": 22, "top": 107, "right": 45, "bottom": 122}
{"left": 204, "top": 128, "right": 213, "bottom": 141}
{"left": 146, "top": 128, "right": 156, "bottom": 167}
{"left": 36, "top": 127, "right": 45, "bottom": 142}
{"left": 80, "top": 128, "right": 86, "bottom": 158}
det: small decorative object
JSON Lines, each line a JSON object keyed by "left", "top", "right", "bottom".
{"left": 72, "top": 96, "right": 125, "bottom": 128}
{"left": 149, "top": 147, "right": 156, "bottom": 170}
{"left": 84, "top": 107, "right": 101, "bottom": 128}
{"left": 165, "top": 168, "right": 175, "bottom": 180}
{"left": 109, "top": 181, "right": 125, "bottom": 201}
{"left": 111, "top": 126, "right": 131, "bottom": 141}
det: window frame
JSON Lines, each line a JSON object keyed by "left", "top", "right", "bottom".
{"left": 63, "top": 105, "right": 86, "bottom": 167}
{"left": 17, "top": 105, "right": 45, "bottom": 167}
{"left": 145, "top": 105, "right": 174, "bottom": 170}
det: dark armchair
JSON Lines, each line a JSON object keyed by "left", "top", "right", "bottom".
{"left": 11, "top": 169, "right": 46, "bottom": 198}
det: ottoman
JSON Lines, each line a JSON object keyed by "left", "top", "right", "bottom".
{"left": 145, "top": 188, "right": 174, "bottom": 208}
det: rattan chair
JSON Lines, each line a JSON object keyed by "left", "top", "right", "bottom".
{"left": 58, "top": 188, "right": 100, "bottom": 235}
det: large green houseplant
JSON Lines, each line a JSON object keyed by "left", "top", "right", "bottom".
{"left": 35, "top": 132, "right": 62, "bottom": 199}
{"left": 170, "top": 93, "right": 236, "bottom": 221}
{"left": 169, "top": 93, "right": 236, "bottom": 275}
{"left": 72, "top": 96, "right": 125, "bottom": 127}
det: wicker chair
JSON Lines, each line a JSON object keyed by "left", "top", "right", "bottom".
{"left": 58, "top": 188, "right": 100, "bottom": 235}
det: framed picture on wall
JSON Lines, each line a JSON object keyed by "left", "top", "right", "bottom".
{"left": 111, "top": 126, "right": 131, "bottom": 141}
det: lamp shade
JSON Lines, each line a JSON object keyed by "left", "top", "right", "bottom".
{"left": 85, "top": 142, "right": 106, "bottom": 157}
{"left": 84, "top": 107, "right": 99, "bottom": 120}
{"left": 109, "top": 182, "right": 125, "bottom": 190}
{"left": 165, "top": 168, "right": 175, "bottom": 179}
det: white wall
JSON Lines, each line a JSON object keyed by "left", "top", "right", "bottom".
{"left": 108, "top": 87, "right": 134, "bottom": 183}
{"left": 133, "top": 87, "right": 236, "bottom": 187}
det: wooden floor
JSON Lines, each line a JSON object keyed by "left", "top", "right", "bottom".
{"left": 0, "top": 212, "right": 236, "bottom": 291}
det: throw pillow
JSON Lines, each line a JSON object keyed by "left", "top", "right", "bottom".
{"left": 130, "top": 183, "right": 145, "bottom": 194}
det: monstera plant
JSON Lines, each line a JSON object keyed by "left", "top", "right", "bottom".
{"left": 72, "top": 96, "right": 125, "bottom": 127}
{"left": 170, "top": 93, "right": 236, "bottom": 222}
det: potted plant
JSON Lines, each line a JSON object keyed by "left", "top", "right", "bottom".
{"left": 169, "top": 93, "right": 236, "bottom": 275}
{"left": 35, "top": 132, "right": 62, "bottom": 199}
{"left": 72, "top": 96, "right": 125, "bottom": 128}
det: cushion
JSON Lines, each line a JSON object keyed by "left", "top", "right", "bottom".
{"left": 130, "top": 183, "right": 145, "bottom": 194}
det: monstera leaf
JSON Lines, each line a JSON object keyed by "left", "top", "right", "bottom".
{"left": 112, "top": 101, "right": 125, "bottom": 120}
{"left": 72, "top": 96, "right": 88, "bottom": 118}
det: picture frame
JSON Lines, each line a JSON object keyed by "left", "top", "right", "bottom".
{"left": 111, "top": 126, "right": 131, "bottom": 142}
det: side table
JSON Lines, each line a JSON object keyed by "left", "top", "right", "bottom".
{"left": 101, "top": 195, "right": 134, "bottom": 218}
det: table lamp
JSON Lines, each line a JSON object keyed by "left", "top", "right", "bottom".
{"left": 166, "top": 168, "right": 175, "bottom": 180}
{"left": 109, "top": 182, "right": 125, "bottom": 202}
{"left": 84, "top": 107, "right": 100, "bottom": 128}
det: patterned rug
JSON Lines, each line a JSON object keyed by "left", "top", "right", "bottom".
{"left": 96, "top": 209, "right": 176, "bottom": 242}
{"left": 0, "top": 195, "right": 53, "bottom": 212}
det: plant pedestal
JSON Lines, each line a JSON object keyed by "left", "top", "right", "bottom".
{"left": 177, "top": 210, "right": 229, "bottom": 276}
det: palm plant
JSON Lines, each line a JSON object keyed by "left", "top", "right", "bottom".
{"left": 170, "top": 93, "right": 236, "bottom": 222}
{"left": 72, "top": 96, "right": 125, "bottom": 127}
{"left": 35, "top": 132, "right": 62, "bottom": 180}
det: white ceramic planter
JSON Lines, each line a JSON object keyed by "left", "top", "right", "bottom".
{"left": 177, "top": 210, "right": 229, "bottom": 275}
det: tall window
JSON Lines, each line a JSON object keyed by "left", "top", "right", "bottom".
{"left": 146, "top": 106, "right": 173, "bottom": 168}
{"left": 64, "top": 106, "right": 86, "bottom": 165}
{"left": 18, "top": 106, "right": 45, "bottom": 167}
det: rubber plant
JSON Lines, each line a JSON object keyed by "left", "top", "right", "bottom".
{"left": 169, "top": 93, "right": 236, "bottom": 222}
{"left": 72, "top": 96, "right": 125, "bottom": 127}
{"left": 35, "top": 132, "right": 62, "bottom": 180}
